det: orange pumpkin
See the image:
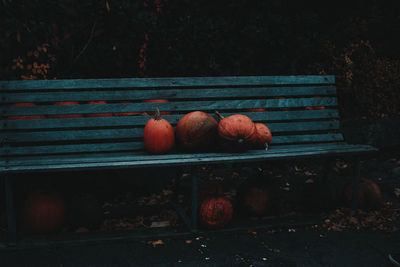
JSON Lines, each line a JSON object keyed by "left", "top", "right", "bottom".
{"left": 48, "top": 101, "right": 83, "bottom": 118}
{"left": 23, "top": 190, "right": 66, "bottom": 234}
{"left": 199, "top": 196, "right": 233, "bottom": 229}
{"left": 215, "top": 111, "right": 256, "bottom": 151}
{"left": 251, "top": 123, "right": 272, "bottom": 149}
{"left": 86, "top": 100, "right": 113, "bottom": 117}
{"left": 176, "top": 111, "right": 218, "bottom": 151}
{"left": 242, "top": 187, "right": 270, "bottom": 216}
{"left": 143, "top": 108, "right": 175, "bottom": 154}
{"left": 114, "top": 101, "right": 141, "bottom": 116}
{"left": 8, "top": 103, "right": 46, "bottom": 120}
{"left": 143, "top": 99, "right": 171, "bottom": 115}
{"left": 343, "top": 178, "right": 383, "bottom": 210}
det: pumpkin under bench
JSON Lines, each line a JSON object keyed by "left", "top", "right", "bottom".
{"left": 0, "top": 75, "right": 378, "bottom": 247}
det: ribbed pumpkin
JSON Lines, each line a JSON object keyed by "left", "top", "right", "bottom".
{"left": 8, "top": 103, "right": 46, "bottom": 120}
{"left": 23, "top": 190, "right": 66, "bottom": 234}
{"left": 48, "top": 101, "right": 83, "bottom": 118}
{"left": 86, "top": 100, "right": 113, "bottom": 117}
{"left": 343, "top": 178, "right": 383, "bottom": 210}
{"left": 242, "top": 187, "right": 270, "bottom": 216}
{"left": 215, "top": 111, "right": 256, "bottom": 152}
{"left": 143, "top": 108, "right": 175, "bottom": 154}
{"left": 199, "top": 196, "right": 233, "bottom": 229}
{"left": 251, "top": 123, "right": 272, "bottom": 149}
{"left": 176, "top": 111, "right": 218, "bottom": 151}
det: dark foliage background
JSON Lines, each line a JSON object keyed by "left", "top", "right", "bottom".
{"left": 1, "top": 0, "right": 400, "bottom": 119}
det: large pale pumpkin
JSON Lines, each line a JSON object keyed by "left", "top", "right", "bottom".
{"left": 143, "top": 108, "right": 175, "bottom": 154}
{"left": 176, "top": 111, "right": 218, "bottom": 151}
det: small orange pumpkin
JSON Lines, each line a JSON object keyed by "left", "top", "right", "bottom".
{"left": 143, "top": 108, "right": 175, "bottom": 154}
{"left": 242, "top": 187, "right": 270, "bottom": 216}
{"left": 86, "top": 100, "right": 113, "bottom": 117}
{"left": 199, "top": 196, "right": 233, "bottom": 229}
{"left": 143, "top": 99, "right": 171, "bottom": 115}
{"left": 251, "top": 123, "right": 272, "bottom": 149}
{"left": 215, "top": 111, "right": 256, "bottom": 151}
{"left": 8, "top": 103, "right": 46, "bottom": 120}
{"left": 343, "top": 178, "right": 383, "bottom": 210}
{"left": 23, "top": 190, "right": 66, "bottom": 234}
{"left": 48, "top": 101, "right": 83, "bottom": 119}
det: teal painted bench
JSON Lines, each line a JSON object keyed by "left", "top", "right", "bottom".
{"left": 0, "top": 75, "right": 377, "bottom": 246}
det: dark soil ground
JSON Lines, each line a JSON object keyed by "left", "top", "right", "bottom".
{"left": 1, "top": 147, "right": 399, "bottom": 267}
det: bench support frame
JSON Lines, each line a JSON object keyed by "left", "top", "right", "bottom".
{"left": 4, "top": 176, "right": 17, "bottom": 246}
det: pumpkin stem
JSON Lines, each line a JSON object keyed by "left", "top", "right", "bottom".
{"left": 214, "top": 110, "right": 224, "bottom": 120}
{"left": 154, "top": 107, "right": 161, "bottom": 120}
{"left": 264, "top": 143, "right": 269, "bottom": 151}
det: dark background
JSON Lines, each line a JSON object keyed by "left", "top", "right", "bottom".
{"left": 1, "top": 0, "right": 400, "bottom": 119}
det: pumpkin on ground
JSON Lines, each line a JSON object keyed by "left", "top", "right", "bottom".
{"left": 215, "top": 111, "right": 256, "bottom": 152}
{"left": 242, "top": 186, "right": 270, "bottom": 216}
{"left": 143, "top": 99, "right": 171, "bottom": 115}
{"left": 199, "top": 196, "right": 233, "bottom": 229}
{"left": 343, "top": 178, "right": 383, "bottom": 210}
{"left": 86, "top": 100, "right": 113, "bottom": 117}
{"left": 198, "top": 183, "right": 225, "bottom": 203}
{"left": 8, "top": 103, "right": 46, "bottom": 120}
{"left": 251, "top": 123, "right": 272, "bottom": 149}
{"left": 22, "top": 190, "right": 66, "bottom": 234}
{"left": 143, "top": 108, "right": 175, "bottom": 154}
{"left": 176, "top": 111, "right": 218, "bottom": 151}
{"left": 48, "top": 101, "right": 83, "bottom": 118}
{"left": 68, "top": 193, "right": 103, "bottom": 228}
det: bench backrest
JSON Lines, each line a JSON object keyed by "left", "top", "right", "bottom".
{"left": 0, "top": 75, "right": 342, "bottom": 158}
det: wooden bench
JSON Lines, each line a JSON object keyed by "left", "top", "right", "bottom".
{"left": 0, "top": 75, "right": 378, "bottom": 246}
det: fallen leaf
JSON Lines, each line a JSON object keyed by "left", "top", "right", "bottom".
{"left": 150, "top": 221, "right": 170, "bottom": 228}
{"left": 148, "top": 240, "right": 164, "bottom": 246}
{"left": 394, "top": 188, "right": 400, "bottom": 198}
{"left": 185, "top": 240, "right": 192, "bottom": 244}
{"left": 305, "top": 178, "right": 314, "bottom": 184}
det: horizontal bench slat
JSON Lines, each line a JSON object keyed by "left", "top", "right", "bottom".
{"left": 3, "top": 98, "right": 338, "bottom": 116}
{"left": 1, "top": 110, "right": 339, "bottom": 130}
{"left": 1, "top": 121, "right": 340, "bottom": 143}
{"left": 2, "top": 143, "right": 351, "bottom": 166}
{"left": 0, "top": 144, "right": 377, "bottom": 173}
{"left": 0, "top": 75, "right": 335, "bottom": 90}
{"left": 2, "top": 86, "right": 337, "bottom": 103}
{"left": 0, "top": 142, "right": 144, "bottom": 156}
{"left": 0, "top": 133, "right": 343, "bottom": 156}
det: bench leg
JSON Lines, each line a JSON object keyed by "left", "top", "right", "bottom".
{"left": 171, "top": 167, "right": 198, "bottom": 233}
{"left": 352, "top": 157, "right": 361, "bottom": 211}
{"left": 191, "top": 172, "right": 198, "bottom": 233}
{"left": 4, "top": 177, "right": 17, "bottom": 246}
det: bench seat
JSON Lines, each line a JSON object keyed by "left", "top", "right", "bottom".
{"left": 1, "top": 143, "right": 376, "bottom": 173}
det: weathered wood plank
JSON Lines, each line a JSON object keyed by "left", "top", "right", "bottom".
{"left": 1, "top": 110, "right": 339, "bottom": 130}
{"left": 0, "top": 144, "right": 377, "bottom": 173}
{"left": 4, "top": 143, "right": 351, "bottom": 166}
{"left": 3, "top": 97, "right": 337, "bottom": 116}
{"left": 0, "top": 75, "right": 335, "bottom": 90}
{"left": 1, "top": 121, "right": 340, "bottom": 143}
{"left": 2, "top": 86, "right": 337, "bottom": 103}
{"left": 272, "top": 133, "right": 344, "bottom": 144}
{"left": 0, "top": 142, "right": 144, "bottom": 156}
